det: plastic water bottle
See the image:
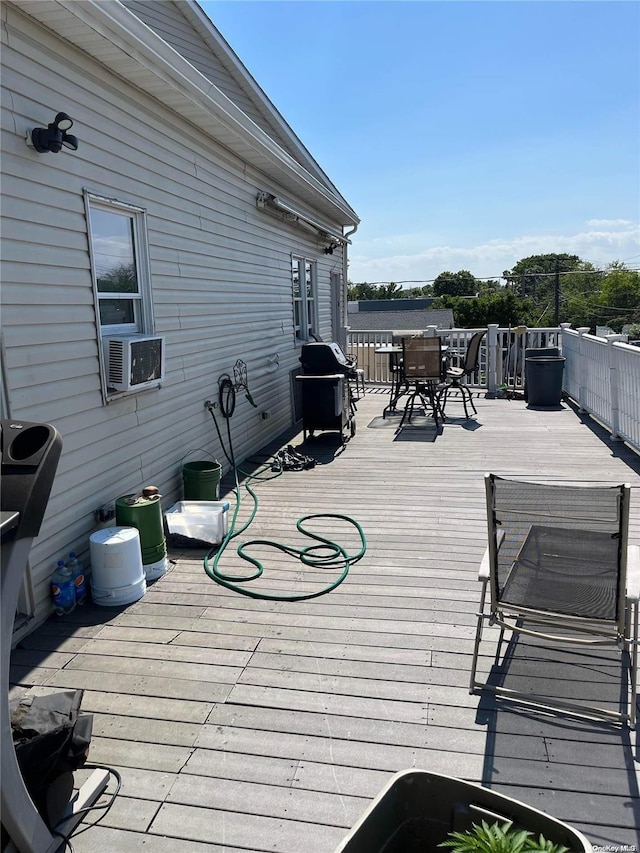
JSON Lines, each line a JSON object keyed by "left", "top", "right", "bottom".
{"left": 66, "top": 551, "right": 87, "bottom": 605}
{"left": 51, "top": 560, "right": 76, "bottom": 615}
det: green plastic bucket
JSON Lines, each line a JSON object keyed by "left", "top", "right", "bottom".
{"left": 183, "top": 460, "right": 222, "bottom": 501}
{"left": 115, "top": 494, "right": 166, "bottom": 559}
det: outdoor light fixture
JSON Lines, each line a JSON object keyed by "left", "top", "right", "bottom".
{"left": 27, "top": 112, "right": 79, "bottom": 154}
{"left": 256, "top": 191, "right": 351, "bottom": 247}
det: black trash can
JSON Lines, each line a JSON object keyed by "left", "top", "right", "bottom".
{"left": 525, "top": 356, "right": 565, "bottom": 406}
{"left": 523, "top": 347, "right": 559, "bottom": 402}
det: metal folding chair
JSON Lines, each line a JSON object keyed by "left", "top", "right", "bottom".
{"left": 470, "top": 474, "right": 640, "bottom": 726}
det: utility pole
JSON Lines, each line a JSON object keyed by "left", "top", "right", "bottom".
{"left": 554, "top": 256, "right": 560, "bottom": 325}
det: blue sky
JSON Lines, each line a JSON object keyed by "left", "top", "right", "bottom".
{"left": 202, "top": 1, "right": 639, "bottom": 284}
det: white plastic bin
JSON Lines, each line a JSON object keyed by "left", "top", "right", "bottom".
{"left": 164, "top": 500, "right": 230, "bottom": 546}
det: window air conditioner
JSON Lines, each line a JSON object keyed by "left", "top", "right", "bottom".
{"left": 104, "top": 335, "right": 165, "bottom": 392}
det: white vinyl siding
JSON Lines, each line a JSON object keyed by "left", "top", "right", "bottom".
{"left": 1, "top": 3, "right": 347, "bottom": 639}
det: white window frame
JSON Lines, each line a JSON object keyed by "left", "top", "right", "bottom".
{"left": 292, "top": 255, "right": 318, "bottom": 343}
{"left": 85, "top": 192, "right": 156, "bottom": 401}
{"left": 85, "top": 191, "right": 154, "bottom": 338}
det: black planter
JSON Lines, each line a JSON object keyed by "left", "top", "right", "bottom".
{"left": 335, "top": 770, "right": 592, "bottom": 853}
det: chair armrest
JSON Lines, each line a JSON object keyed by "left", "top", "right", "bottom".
{"left": 478, "top": 529, "right": 505, "bottom": 581}
{"left": 478, "top": 547, "right": 491, "bottom": 582}
{"left": 626, "top": 544, "right": 640, "bottom": 603}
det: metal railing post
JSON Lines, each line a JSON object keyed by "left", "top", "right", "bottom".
{"left": 487, "top": 324, "right": 499, "bottom": 396}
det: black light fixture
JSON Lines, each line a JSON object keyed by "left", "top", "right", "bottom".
{"left": 28, "top": 112, "right": 78, "bottom": 154}
{"left": 323, "top": 242, "right": 338, "bottom": 255}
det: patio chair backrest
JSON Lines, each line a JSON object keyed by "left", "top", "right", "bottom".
{"left": 461, "top": 331, "right": 486, "bottom": 376}
{"left": 402, "top": 336, "right": 443, "bottom": 381}
{"left": 486, "top": 474, "right": 628, "bottom": 627}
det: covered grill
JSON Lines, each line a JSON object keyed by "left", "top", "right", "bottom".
{"left": 295, "top": 342, "right": 357, "bottom": 443}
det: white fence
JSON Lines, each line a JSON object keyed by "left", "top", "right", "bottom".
{"left": 347, "top": 325, "right": 561, "bottom": 391}
{"left": 347, "top": 324, "right": 640, "bottom": 452}
{"left": 561, "top": 327, "right": 640, "bottom": 452}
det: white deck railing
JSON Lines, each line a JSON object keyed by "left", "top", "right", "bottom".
{"left": 347, "top": 324, "right": 640, "bottom": 452}
{"left": 561, "top": 327, "right": 640, "bottom": 451}
{"left": 347, "top": 324, "right": 562, "bottom": 390}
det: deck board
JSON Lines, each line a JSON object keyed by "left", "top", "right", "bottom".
{"left": 8, "top": 392, "right": 640, "bottom": 850}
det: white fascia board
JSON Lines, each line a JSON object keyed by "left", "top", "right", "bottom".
{"left": 181, "top": 1, "right": 345, "bottom": 199}
{"left": 12, "top": 0, "right": 359, "bottom": 227}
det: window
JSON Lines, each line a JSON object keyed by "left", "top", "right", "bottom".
{"left": 292, "top": 256, "right": 317, "bottom": 342}
{"left": 85, "top": 192, "right": 153, "bottom": 336}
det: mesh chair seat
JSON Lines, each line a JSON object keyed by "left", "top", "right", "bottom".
{"left": 501, "top": 525, "right": 619, "bottom": 620}
{"left": 445, "top": 366, "right": 465, "bottom": 379}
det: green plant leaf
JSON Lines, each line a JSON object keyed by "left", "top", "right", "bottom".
{"left": 439, "top": 820, "right": 573, "bottom": 853}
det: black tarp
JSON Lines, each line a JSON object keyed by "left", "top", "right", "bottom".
{"left": 10, "top": 689, "right": 93, "bottom": 825}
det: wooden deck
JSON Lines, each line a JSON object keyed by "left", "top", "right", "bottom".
{"left": 10, "top": 389, "right": 640, "bottom": 852}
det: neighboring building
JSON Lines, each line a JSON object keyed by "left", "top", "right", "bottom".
{"left": 347, "top": 299, "right": 454, "bottom": 331}
{"left": 1, "top": 0, "right": 358, "bottom": 639}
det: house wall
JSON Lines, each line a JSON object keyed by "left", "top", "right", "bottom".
{"left": 1, "top": 3, "right": 346, "bottom": 637}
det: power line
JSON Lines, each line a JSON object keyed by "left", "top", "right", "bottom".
{"left": 351, "top": 268, "right": 640, "bottom": 287}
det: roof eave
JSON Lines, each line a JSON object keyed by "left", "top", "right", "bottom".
{"left": 179, "top": 0, "right": 347, "bottom": 199}
{"left": 11, "top": 0, "right": 359, "bottom": 227}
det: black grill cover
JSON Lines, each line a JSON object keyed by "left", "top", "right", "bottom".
{"left": 10, "top": 690, "right": 93, "bottom": 825}
{"left": 300, "top": 342, "right": 352, "bottom": 375}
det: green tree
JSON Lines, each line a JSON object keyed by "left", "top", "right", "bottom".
{"left": 347, "top": 282, "right": 378, "bottom": 300}
{"left": 503, "top": 254, "right": 581, "bottom": 299}
{"left": 433, "top": 270, "right": 478, "bottom": 297}
{"left": 477, "top": 279, "right": 502, "bottom": 296}
{"left": 377, "top": 282, "right": 403, "bottom": 299}
{"left": 595, "top": 263, "right": 640, "bottom": 331}
{"left": 403, "top": 284, "right": 434, "bottom": 298}
{"left": 347, "top": 281, "right": 404, "bottom": 300}
{"left": 431, "top": 290, "right": 532, "bottom": 327}
{"left": 554, "top": 262, "right": 640, "bottom": 331}
{"left": 504, "top": 254, "right": 606, "bottom": 326}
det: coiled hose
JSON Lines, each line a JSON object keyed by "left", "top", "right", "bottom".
{"left": 203, "top": 376, "right": 366, "bottom": 601}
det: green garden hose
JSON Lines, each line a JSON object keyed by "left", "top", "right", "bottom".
{"left": 203, "top": 377, "right": 366, "bottom": 600}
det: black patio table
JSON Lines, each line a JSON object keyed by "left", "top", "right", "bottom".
{"left": 375, "top": 345, "right": 406, "bottom": 417}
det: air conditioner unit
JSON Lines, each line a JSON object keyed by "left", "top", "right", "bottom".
{"left": 103, "top": 335, "right": 165, "bottom": 392}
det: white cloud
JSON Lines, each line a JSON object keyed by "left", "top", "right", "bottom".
{"left": 348, "top": 225, "right": 640, "bottom": 283}
{"left": 585, "top": 219, "right": 635, "bottom": 228}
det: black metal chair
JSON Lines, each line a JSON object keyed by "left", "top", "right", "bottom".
{"left": 398, "top": 337, "right": 445, "bottom": 429}
{"left": 438, "top": 330, "right": 485, "bottom": 418}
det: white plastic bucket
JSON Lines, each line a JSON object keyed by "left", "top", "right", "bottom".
{"left": 144, "top": 555, "right": 168, "bottom": 581}
{"left": 89, "top": 526, "right": 146, "bottom": 606}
